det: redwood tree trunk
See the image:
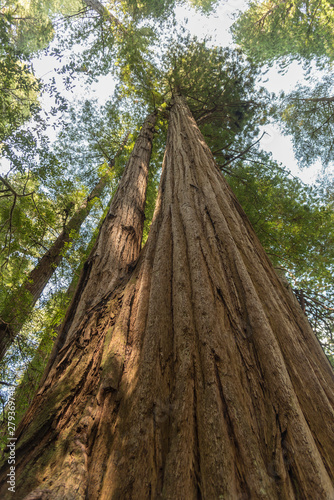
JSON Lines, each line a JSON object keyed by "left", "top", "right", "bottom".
{"left": 0, "top": 99, "right": 333, "bottom": 499}
{"left": 0, "top": 142, "right": 124, "bottom": 361}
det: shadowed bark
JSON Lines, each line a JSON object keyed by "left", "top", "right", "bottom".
{"left": 0, "top": 99, "right": 333, "bottom": 499}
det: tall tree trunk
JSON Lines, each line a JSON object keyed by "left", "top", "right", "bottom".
{"left": 11, "top": 201, "right": 112, "bottom": 418}
{"left": 0, "top": 108, "right": 156, "bottom": 495}
{"left": 1, "top": 100, "right": 333, "bottom": 499}
{"left": 0, "top": 134, "right": 130, "bottom": 361}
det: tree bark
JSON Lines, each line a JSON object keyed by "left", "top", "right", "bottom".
{"left": 0, "top": 137, "right": 127, "bottom": 362}
{"left": 83, "top": 0, "right": 125, "bottom": 31}
{"left": 38, "top": 112, "right": 156, "bottom": 385}
{"left": 0, "top": 99, "right": 333, "bottom": 499}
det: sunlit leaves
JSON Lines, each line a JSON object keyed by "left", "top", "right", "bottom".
{"left": 0, "top": 11, "right": 41, "bottom": 140}
{"left": 3, "top": 0, "right": 83, "bottom": 54}
{"left": 118, "top": 0, "right": 218, "bottom": 20}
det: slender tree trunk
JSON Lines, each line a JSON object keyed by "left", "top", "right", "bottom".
{"left": 1, "top": 100, "right": 333, "bottom": 499}
{"left": 6, "top": 272, "right": 79, "bottom": 428}
{"left": 12, "top": 203, "right": 111, "bottom": 417}
{"left": 0, "top": 135, "right": 130, "bottom": 361}
{"left": 0, "top": 174, "right": 106, "bottom": 361}
{"left": 83, "top": 0, "right": 124, "bottom": 30}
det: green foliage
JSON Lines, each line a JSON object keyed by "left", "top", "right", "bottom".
{"left": 0, "top": 0, "right": 84, "bottom": 139}
{"left": 0, "top": 174, "right": 61, "bottom": 278}
{"left": 114, "top": 0, "right": 218, "bottom": 20}
{"left": 224, "top": 151, "right": 334, "bottom": 363}
{"left": 0, "top": 98, "right": 133, "bottom": 340}
{"left": 54, "top": 98, "right": 134, "bottom": 176}
{"left": 228, "top": 156, "right": 334, "bottom": 280}
{"left": 118, "top": 33, "right": 268, "bottom": 155}
{"left": 0, "top": 278, "right": 77, "bottom": 450}
{"left": 231, "top": 0, "right": 334, "bottom": 179}
{"left": 231, "top": 0, "right": 334, "bottom": 66}
{"left": 276, "top": 74, "right": 334, "bottom": 167}
{"left": 0, "top": 11, "right": 41, "bottom": 140}
{"left": 53, "top": 1, "right": 160, "bottom": 87}
{"left": 3, "top": 0, "right": 82, "bottom": 54}
{"left": 0, "top": 170, "right": 84, "bottom": 342}
{"left": 0, "top": 58, "right": 41, "bottom": 140}
{"left": 188, "top": 0, "right": 219, "bottom": 12}
{"left": 0, "top": 190, "right": 116, "bottom": 439}
{"left": 0, "top": 92, "right": 143, "bottom": 413}
{"left": 119, "top": 0, "right": 176, "bottom": 19}
{"left": 162, "top": 37, "right": 269, "bottom": 168}
{"left": 2, "top": 2, "right": 52, "bottom": 56}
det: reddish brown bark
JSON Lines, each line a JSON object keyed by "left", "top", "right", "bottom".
{"left": 39, "top": 112, "right": 156, "bottom": 383}
{"left": 0, "top": 99, "right": 333, "bottom": 499}
{"left": 0, "top": 137, "right": 128, "bottom": 362}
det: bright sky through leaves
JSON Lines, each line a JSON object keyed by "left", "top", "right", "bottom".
{"left": 1, "top": 0, "right": 326, "bottom": 184}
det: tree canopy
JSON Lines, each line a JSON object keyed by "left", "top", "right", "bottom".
{"left": 231, "top": 0, "right": 334, "bottom": 169}
{"left": 231, "top": 0, "right": 334, "bottom": 65}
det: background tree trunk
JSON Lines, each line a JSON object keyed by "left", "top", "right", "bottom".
{"left": 38, "top": 112, "right": 156, "bottom": 385}
{"left": 0, "top": 101, "right": 333, "bottom": 499}
{"left": 0, "top": 137, "right": 128, "bottom": 362}
{"left": 83, "top": 0, "right": 124, "bottom": 29}
{"left": 3, "top": 271, "right": 79, "bottom": 430}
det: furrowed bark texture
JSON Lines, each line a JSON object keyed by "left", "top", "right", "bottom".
{"left": 1, "top": 100, "right": 334, "bottom": 499}
{"left": 0, "top": 112, "right": 156, "bottom": 499}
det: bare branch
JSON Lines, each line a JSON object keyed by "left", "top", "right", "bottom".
{"left": 82, "top": 0, "right": 126, "bottom": 33}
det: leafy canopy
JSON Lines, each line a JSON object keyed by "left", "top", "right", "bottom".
{"left": 275, "top": 73, "right": 334, "bottom": 168}
{"left": 231, "top": 0, "right": 334, "bottom": 66}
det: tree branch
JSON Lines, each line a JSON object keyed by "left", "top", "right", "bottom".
{"left": 217, "top": 132, "right": 267, "bottom": 170}
{"left": 0, "top": 176, "right": 34, "bottom": 198}
{"left": 82, "top": 0, "right": 126, "bottom": 33}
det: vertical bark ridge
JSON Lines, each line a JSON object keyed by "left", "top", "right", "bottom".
{"left": 96, "top": 94, "right": 333, "bottom": 499}
{"left": 0, "top": 113, "right": 156, "bottom": 499}
{"left": 40, "top": 112, "right": 157, "bottom": 385}
{"left": 1, "top": 96, "right": 333, "bottom": 500}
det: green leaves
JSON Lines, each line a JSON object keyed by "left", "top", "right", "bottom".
{"left": 0, "top": 11, "right": 41, "bottom": 141}
{"left": 276, "top": 73, "right": 334, "bottom": 168}
{"left": 231, "top": 0, "right": 334, "bottom": 66}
